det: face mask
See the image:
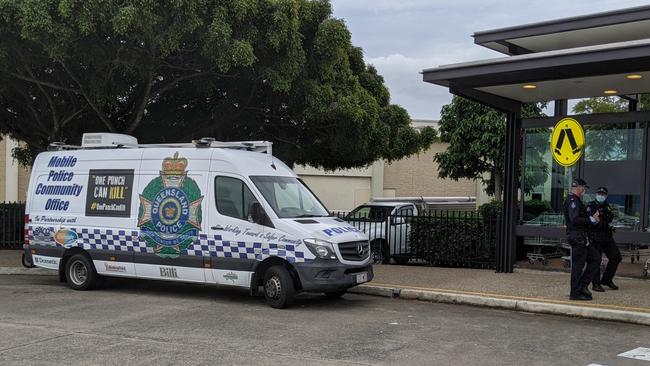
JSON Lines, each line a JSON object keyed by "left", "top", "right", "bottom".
{"left": 596, "top": 195, "right": 606, "bottom": 203}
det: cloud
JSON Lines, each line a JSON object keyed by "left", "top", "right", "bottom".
{"left": 366, "top": 54, "right": 449, "bottom": 121}
{"left": 331, "top": 0, "right": 650, "bottom": 119}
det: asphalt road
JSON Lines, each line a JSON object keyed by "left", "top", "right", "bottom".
{"left": 0, "top": 274, "right": 648, "bottom": 366}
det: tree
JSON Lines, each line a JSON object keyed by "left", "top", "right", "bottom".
{"left": 434, "top": 96, "right": 547, "bottom": 200}
{"left": 0, "top": 0, "right": 435, "bottom": 168}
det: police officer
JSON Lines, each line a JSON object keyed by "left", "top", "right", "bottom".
{"left": 588, "top": 186, "right": 622, "bottom": 291}
{"left": 564, "top": 178, "right": 601, "bottom": 301}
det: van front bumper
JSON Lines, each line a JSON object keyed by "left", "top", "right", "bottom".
{"left": 293, "top": 260, "right": 373, "bottom": 292}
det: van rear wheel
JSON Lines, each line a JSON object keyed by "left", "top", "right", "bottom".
{"left": 65, "top": 254, "right": 98, "bottom": 291}
{"left": 263, "top": 265, "right": 295, "bottom": 309}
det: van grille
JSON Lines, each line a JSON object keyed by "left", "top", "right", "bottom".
{"left": 338, "top": 241, "right": 370, "bottom": 261}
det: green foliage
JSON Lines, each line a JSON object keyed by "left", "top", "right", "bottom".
{"left": 570, "top": 95, "right": 650, "bottom": 115}
{"left": 0, "top": 0, "right": 435, "bottom": 167}
{"left": 572, "top": 97, "right": 628, "bottom": 114}
{"left": 434, "top": 96, "right": 547, "bottom": 199}
{"left": 478, "top": 200, "right": 503, "bottom": 220}
{"left": 409, "top": 212, "right": 496, "bottom": 268}
{"left": 522, "top": 199, "right": 551, "bottom": 221}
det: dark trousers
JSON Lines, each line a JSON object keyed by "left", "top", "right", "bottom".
{"left": 568, "top": 233, "right": 600, "bottom": 296}
{"left": 592, "top": 236, "right": 622, "bottom": 285}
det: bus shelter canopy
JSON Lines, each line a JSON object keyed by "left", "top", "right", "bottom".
{"left": 424, "top": 6, "right": 650, "bottom": 111}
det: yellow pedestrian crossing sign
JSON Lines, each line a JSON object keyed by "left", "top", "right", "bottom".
{"left": 551, "top": 117, "right": 585, "bottom": 167}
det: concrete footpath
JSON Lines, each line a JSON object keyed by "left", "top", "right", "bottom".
{"left": 2, "top": 249, "right": 649, "bottom": 325}
{"left": 351, "top": 264, "right": 650, "bottom": 326}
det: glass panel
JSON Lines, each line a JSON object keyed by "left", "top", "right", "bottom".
{"left": 522, "top": 127, "right": 570, "bottom": 227}
{"left": 583, "top": 123, "right": 644, "bottom": 231}
{"left": 346, "top": 205, "right": 391, "bottom": 221}
{"left": 250, "top": 176, "right": 329, "bottom": 218}
{"left": 215, "top": 176, "right": 259, "bottom": 220}
{"left": 584, "top": 124, "right": 643, "bottom": 161}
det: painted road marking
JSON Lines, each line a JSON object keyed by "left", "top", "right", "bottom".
{"left": 619, "top": 347, "right": 650, "bottom": 362}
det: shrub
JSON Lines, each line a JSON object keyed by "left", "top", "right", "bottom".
{"left": 409, "top": 212, "right": 496, "bottom": 269}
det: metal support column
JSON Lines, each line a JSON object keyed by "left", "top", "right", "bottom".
{"left": 550, "top": 100, "right": 568, "bottom": 211}
{"left": 497, "top": 111, "right": 522, "bottom": 273}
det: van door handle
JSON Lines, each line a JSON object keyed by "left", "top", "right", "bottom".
{"left": 211, "top": 225, "right": 224, "bottom": 230}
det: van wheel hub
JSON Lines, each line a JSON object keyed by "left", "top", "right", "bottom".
{"left": 70, "top": 261, "right": 87, "bottom": 285}
{"left": 265, "top": 276, "right": 282, "bottom": 300}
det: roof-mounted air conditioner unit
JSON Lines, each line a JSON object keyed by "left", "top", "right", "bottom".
{"left": 81, "top": 133, "right": 138, "bottom": 148}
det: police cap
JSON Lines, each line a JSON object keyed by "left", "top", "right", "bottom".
{"left": 571, "top": 178, "right": 589, "bottom": 188}
{"left": 596, "top": 186, "right": 608, "bottom": 194}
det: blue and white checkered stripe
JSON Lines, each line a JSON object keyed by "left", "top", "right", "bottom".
{"left": 188, "top": 234, "right": 306, "bottom": 263}
{"left": 28, "top": 226, "right": 307, "bottom": 263}
{"left": 76, "top": 228, "right": 153, "bottom": 253}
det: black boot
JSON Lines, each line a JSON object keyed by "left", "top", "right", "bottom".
{"left": 570, "top": 293, "right": 592, "bottom": 301}
{"left": 592, "top": 283, "right": 605, "bottom": 292}
{"left": 579, "top": 287, "right": 593, "bottom": 299}
{"left": 602, "top": 281, "right": 619, "bottom": 290}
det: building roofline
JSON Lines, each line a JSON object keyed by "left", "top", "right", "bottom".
{"left": 474, "top": 5, "right": 650, "bottom": 44}
{"left": 473, "top": 5, "right": 650, "bottom": 55}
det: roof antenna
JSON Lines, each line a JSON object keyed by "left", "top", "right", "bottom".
{"left": 270, "top": 155, "right": 277, "bottom": 170}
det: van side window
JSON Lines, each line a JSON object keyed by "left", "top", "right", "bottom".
{"left": 215, "top": 176, "right": 259, "bottom": 221}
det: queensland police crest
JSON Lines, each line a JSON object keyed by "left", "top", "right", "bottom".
{"left": 137, "top": 152, "right": 203, "bottom": 258}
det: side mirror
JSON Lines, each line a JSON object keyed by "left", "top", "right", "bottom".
{"left": 248, "top": 202, "right": 272, "bottom": 227}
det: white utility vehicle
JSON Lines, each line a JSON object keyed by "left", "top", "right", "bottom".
{"left": 345, "top": 202, "right": 417, "bottom": 265}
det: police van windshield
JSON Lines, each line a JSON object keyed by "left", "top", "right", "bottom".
{"left": 250, "top": 176, "right": 330, "bottom": 218}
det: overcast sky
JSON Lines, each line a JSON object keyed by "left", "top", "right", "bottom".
{"left": 330, "top": 0, "right": 650, "bottom": 121}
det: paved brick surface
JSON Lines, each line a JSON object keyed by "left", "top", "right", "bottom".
{"left": 0, "top": 250, "right": 21, "bottom": 268}
{"left": 371, "top": 265, "right": 650, "bottom": 311}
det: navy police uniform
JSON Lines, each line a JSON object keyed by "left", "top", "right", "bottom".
{"left": 563, "top": 179, "right": 600, "bottom": 300}
{"left": 587, "top": 187, "right": 621, "bottom": 289}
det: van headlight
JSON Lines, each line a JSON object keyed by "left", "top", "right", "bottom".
{"left": 303, "top": 238, "right": 337, "bottom": 260}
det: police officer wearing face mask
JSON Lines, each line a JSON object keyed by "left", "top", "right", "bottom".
{"left": 564, "top": 178, "right": 601, "bottom": 301}
{"left": 587, "top": 187, "right": 622, "bottom": 291}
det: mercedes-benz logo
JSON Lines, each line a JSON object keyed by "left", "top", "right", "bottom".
{"left": 356, "top": 242, "right": 364, "bottom": 256}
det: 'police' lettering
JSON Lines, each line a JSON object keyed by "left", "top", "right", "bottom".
{"left": 48, "top": 170, "right": 74, "bottom": 181}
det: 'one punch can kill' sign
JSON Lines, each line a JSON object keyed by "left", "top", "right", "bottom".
{"left": 551, "top": 117, "right": 585, "bottom": 167}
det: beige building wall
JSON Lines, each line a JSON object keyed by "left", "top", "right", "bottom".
{"left": 295, "top": 163, "right": 379, "bottom": 212}
{"left": 18, "top": 165, "right": 31, "bottom": 202}
{"left": 383, "top": 142, "right": 477, "bottom": 197}
{"left": 1, "top": 136, "right": 31, "bottom": 202}
{"left": 299, "top": 175, "right": 371, "bottom": 212}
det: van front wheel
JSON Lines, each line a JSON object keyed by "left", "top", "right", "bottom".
{"left": 65, "top": 254, "right": 98, "bottom": 291}
{"left": 263, "top": 265, "right": 295, "bottom": 309}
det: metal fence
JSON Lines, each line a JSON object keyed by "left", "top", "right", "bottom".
{"left": 0, "top": 202, "right": 25, "bottom": 249}
{"left": 336, "top": 210, "right": 498, "bottom": 269}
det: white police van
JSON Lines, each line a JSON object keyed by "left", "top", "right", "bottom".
{"left": 24, "top": 133, "right": 372, "bottom": 308}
